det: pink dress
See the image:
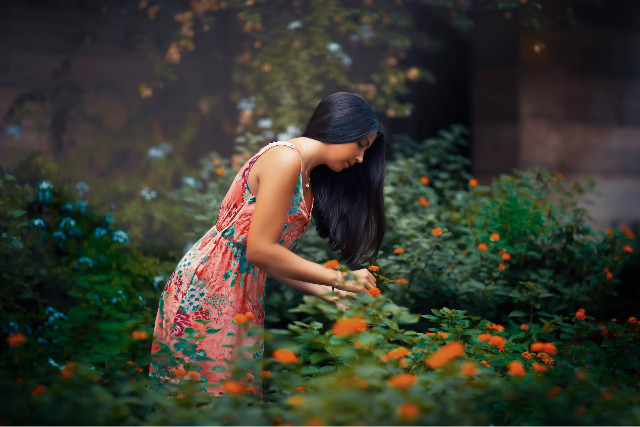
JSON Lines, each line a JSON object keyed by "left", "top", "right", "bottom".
{"left": 149, "top": 141, "right": 313, "bottom": 394}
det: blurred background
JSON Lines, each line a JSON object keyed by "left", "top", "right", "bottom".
{"left": 1, "top": 0, "right": 638, "bottom": 229}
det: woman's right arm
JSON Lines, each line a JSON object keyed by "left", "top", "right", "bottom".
{"left": 245, "top": 147, "right": 375, "bottom": 293}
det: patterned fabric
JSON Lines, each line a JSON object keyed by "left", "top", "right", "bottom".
{"left": 149, "top": 142, "right": 313, "bottom": 394}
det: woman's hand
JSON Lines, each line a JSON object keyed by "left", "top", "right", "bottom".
{"left": 339, "top": 268, "right": 377, "bottom": 293}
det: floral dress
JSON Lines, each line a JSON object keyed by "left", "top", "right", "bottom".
{"left": 149, "top": 141, "right": 313, "bottom": 394}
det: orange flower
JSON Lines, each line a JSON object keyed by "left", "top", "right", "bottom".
{"left": 487, "top": 323, "right": 504, "bottom": 332}
{"left": 575, "top": 308, "right": 586, "bottom": 320}
{"left": 606, "top": 271, "right": 613, "bottom": 280}
{"left": 621, "top": 226, "right": 635, "bottom": 239}
{"left": 480, "top": 360, "right": 491, "bottom": 368}
{"left": 7, "top": 332, "right": 26, "bottom": 347}
{"left": 507, "top": 361, "right": 525, "bottom": 376}
{"left": 30, "top": 385, "right": 46, "bottom": 397}
{"left": 222, "top": 380, "right": 246, "bottom": 394}
{"left": 233, "top": 313, "right": 248, "bottom": 324}
{"left": 432, "top": 228, "right": 442, "bottom": 237}
{"left": 426, "top": 341, "right": 465, "bottom": 369}
{"left": 385, "top": 347, "right": 410, "bottom": 360}
{"left": 126, "top": 361, "right": 135, "bottom": 365}
{"left": 260, "top": 370, "right": 273, "bottom": 378}
{"left": 245, "top": 312, "right": 254, "bottom": 319}
{"left": 188, "top": 370, "right": 200, "bottom": 380}
{"left": 469, "top": 178, "right": 478, "bottom": 187}
{"left": 547, "top": 386, "right": 561, "bottom": 398}
{"left": 489, "top": 335, "right": 505, "bottom": 346}
{"left": 437, "top": 331, "right": 448, "bottom": 338}
{"left": 304, "top": 417, "right": 325, "bottom": 426}
{"left": 531, "top": 362, "right": 547, "bottom": 373}
{"left": 536, "top": 352, "right": 555, "bottom": 365}
{"left": 246, "top": 386, "right": 258, "bottom": 394}
{"left": 520, "top": 323, "right": 529, "bottom": 331}
{"left": 418, "top": 196, "right": 429, "bottom": 207}
{"left": 624, "top": 245, "right": 633, "bottom": 253}
{"left": 286, "top": 395, "right": 305, "bottom": 406}
{"left": 132, "top": 330, "right": 148, "bottom": 340}
{"left": 501, "top": 252, "right": 511, "bottom": 261}
{"left": 393, "top": 248, "right": 404, "bottom": 254}
{"left": 521, "top": 351, "right": 532, "bottom": 360}
{"left": 324, "top": 259, "right": 340, "bottom": 269}
{"left": 368, "top": 265, "right": 380, "bottom": 271}
{"left": 60, "top": 363, "right": 77, "bottom": 379}
{"left": 461, "top": 361, "right": 477, "bottom": 377}
{"left": 556, "top": 172, "right": 564, "bottom": 179}
{"left": 629, "top": 317, "right": 638, "bottom": 324}
{"left": 368, "top": 287, "right": 381, "bottom": 297}
{"left": 530, "top": 341, "right": 557, "bottom": 355}
{"left": 332, "top": 317, "right": 367, "bottom": 336}
{"left": 477, "top": 243, "right": 487, "bottom": 251}
{"left": 490, "top": 233, "right": 500, "bottom": 241}
{"left": 295, "top": 386, "right": 307, "bottom": 391}
{"left": 477, "top": 334, "right": 492, "bottom": 342}
{"left": 396, "top": 278, "right": 409, "bottom": 284}
{"left": 398, "top": 402, "right": 420, "bottom": 420}
{"left": 273, "top": 349, "right": 298, "bottom": 363}
{"left": 498, "top": 263, "right": 506, "bottom": 270}
{"left": 420, "top": 176, "right": 430, "bottom": 185}
{"left": 606, "top": 229, "right": 615, "bottom": 237}
{"left": 216, "top": 167, "right": 225, "bottom": 176}
{"left": 173, "top": 368, "right": 187, "bottom": 377}
{"left": 213, "top": 159, "right": 221, "bottom": 166}
{"left": 388, "top": 373, "right": 417, "bottom": 389}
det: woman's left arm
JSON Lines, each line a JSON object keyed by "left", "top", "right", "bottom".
{"left": 268, "top": 274, "right": 355, "bottom": 302}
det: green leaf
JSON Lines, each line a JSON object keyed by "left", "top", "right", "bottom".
{"left": 508, "top": 310, "right": 527, "bottom": 318}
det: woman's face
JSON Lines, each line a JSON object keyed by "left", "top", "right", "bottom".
{"left": 327, "top": 132, "right": 377, "bottom": 172}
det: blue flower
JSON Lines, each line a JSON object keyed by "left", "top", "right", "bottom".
{"left": 29, "top": 218, "right": 46, "bottom": 229}
{"left": 3, "top": 125, "right": 22, "bottom": 139}
{"left": 147, "top": 147, "right": 165, "bottom": 160}
{"left": 93, "top": 227, "right": 108, "bottom": 238}
{"left": 140, "top": 187, "right": 157, "bottom": 201}
{"left": 261, "top": 130, "right": 275, "bottom": 140}
{"left": 59, "top": 217, "right": 76, "bottom": 229}
{"left": 111, "top": 229, "right": 129, "bottom": 244}
{"left": 257, "top": 118, "right": 273, "bottom": 129}
{"left": 38, "top": 180, "right": 54, "bottom": 191}
{"left": 182, "top": 176, "right": 197, "bottom": 188}
{"left": 76, "top": 200, "right": 88, "bottom": 213}
{"left": 37, "top": 180, "right": 54, "bottom": 204}
{"left": 236, "top": 96, "right": 256, "bottom": 111}
{"left": 287, "top": 20, "right": 302, "bottom": 30}
{"left": 104, "top": 214, "right": 114, "bottom": 226}
{"left": 61, "top": 202, "right": 75, "bottom": 213}
{"left": 74, "top": 256, "right": 94, "bottom": 269}
{"left": 75, "top": 181, "right": 90, "bottom": 197}
{"left": 52, "top": 230, "right": 66, "bottom": 244}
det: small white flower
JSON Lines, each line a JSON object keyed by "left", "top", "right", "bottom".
{"left": 236, "top": 96, "right": 256, "bottom": 111}
{"left": 182, "top": 176, "right": 197, "bottom": 187}
{"left": 147, "top": 147, "right": 165, "bottom": 160}
{"left": 257, "top": 118, "right": 273, "bottom": 129}
{"left": 326, "top": 42, "right": 342, "bottom": 53}
{"left": 287, "top": 20, "right": 302, "bottom": 30}
{"left": 140, "top": 187, "right": 158, "bottom": 201}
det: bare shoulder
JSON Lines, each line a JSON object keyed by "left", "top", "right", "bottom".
{"left": 249, "top": 144, "right": 302, "bottom": 195}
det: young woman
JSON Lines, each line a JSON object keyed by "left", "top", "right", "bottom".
{"left": 150, "top": 92, "right": 386, "bottom": 394}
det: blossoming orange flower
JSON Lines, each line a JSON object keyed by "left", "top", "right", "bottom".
{"left": 520, "top": 323, "right": 529, "bottom": 331}
{"left": 426, "top": 332, "right": 435, "bottom": 337}
{"left": 216, "top": 167, "right": 225, "bottom": 176}
{"left": 486, "top": 323, "right": 505, "bottom": 332}
{"left": 31, "top": 385, "right": 46, "bottom": 397}
{"left": 477, "top": 334, "right": 492, "bottom": 342}
{"left": 396, "top": 278, "right": 409, "bottom": 284}
{"left": 273, "top": 349, "right": 298, "bottom": 363}
{"left": 173, "top": 368, "right": 187, "bottom": 377}
{"left": 393, "top": 248, "right": 404, "bottom": 254}
{"left": 286, "top": 395, "right": 305, "bottom": 406}
{"left": 547, "top": 386, "right": 561, "bottom": 398}
{"left": 418, "top": 196, "right": 429, "bottom": 207}
{"left": 531, "top": 362, "right": 547, "bottom": 373}
{"left": 426, "top": 341, "right": 465, "bottom": 369}
{"left": 508, "top": 361, "right": 525, "bottom": 376}
{"left": 624, "top": 245, "right": 633, "bottom": 253}
{"left": 480, "top": 360, "right": 491, "bottom": 368}
{"left": 368, "top": 287, "right": 381, "bottom": 297}
{"left": 245, "top": 312, "right": 254, "bottom": 319}
{"left": 629, "top": 317, "right": 638, "bottom": 324}
{"left": 575, "top": 308, "right": 586, "bottom": 320}
{"left": 490, "top": 233, "right": 500, "bottom": 241}
{"left": 477, "top": 243, "right": 487, "bottom": 251}
{"left": 324, "top": 259, "right": 340, "bottom": 269}
{"left": 420, "top": 176, "right": 430, "bottom": 185}
{"left": 498, "top": 263, "right": 506, "bottom": 270}
{"left": 530, "top": 342, "right": 556, "bottom": 355}
{"left": 621, "top": 226, "right": 635, "bottom": 239}
{"left": 60, "top": 363, "right": 77, "bottom": 379}
{"left": 501, "top": 252, "right": 511, "bottom": 261}
{"left": 536, "top": 352, "right": 554, "bottom": 365}
{"left": 469, "top": 178, "right": 478, "bottom": 187}
{"left": 260, "top": 370, "right": 273, "bottom": 378}
{"left": 606, "top": 271, "right": 613, "bottom": 280}
{"left": 213, "top": 159, "right": 221, "bottom": 166}
{"left": 131, "top": 330, "right": 149, "bottom": 340}
{"left": 246, "top": 386, "right": 258, "bottom": 394}
{"left": 234, "top": 313, "right": 248, "bottom": 324}
{"left": 489, "top": 336, "right": 505, "bottom": 346}
{"left": 461, "top": 361, "right": 477, "bottom": 377}
{"left": 606, "top": 229, "right": 615, "bottom": 237}
{"left": 296, "top": 386, "right": 307, "bottom": 391}
{"left": 385, "top": 347, "right": 410, "bottom": 360}
{"left": 398, "top": 402, "right": 420, "bottom": 420}
{"left": 437, "top": 331, "right": 448, "bottom": 338}
{"left": 6, "top": 332, "right": 26, "bottom": 347}
{"left": 388, "top": 373, "right": 417, "bottom": 389}
{"left": 368, "top": 265, "right": 380, "bottom": 271}
{"left": 521, "top": 351, "right": 532, "bottom": 360}
{"left": 188, "top": 370, "right": 200, "bottom": 380}
{"left": 332, "top": 317, "right": 367, "bottom": 336}
{"left": 432, "top": 228, "right": 442, "bottom": 237}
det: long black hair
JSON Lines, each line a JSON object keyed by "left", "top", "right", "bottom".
{"left": 302, "top": 92, "right": 386, "bottom": 266}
